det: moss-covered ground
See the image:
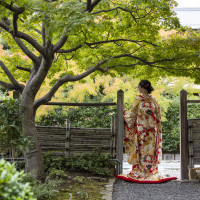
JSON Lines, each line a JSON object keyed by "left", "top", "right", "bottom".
{"left": 47, "top": 172, "right": 108, "bottom": 200}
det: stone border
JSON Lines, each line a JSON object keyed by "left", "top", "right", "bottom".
{"left": 101, "top": 178, "right": 116, "bottom": 200}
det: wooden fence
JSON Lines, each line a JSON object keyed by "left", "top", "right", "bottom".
{"left": 188, "top": 119, "right": 200, "bottom": 167}
{"left": 180, "top": 90, "right": 200, "bottom": 180}
{"left": 36, "top": 118, "right": 116, "bottom": 158}
{"left": 0, "top": 122, "right": 116, "bottom": 158}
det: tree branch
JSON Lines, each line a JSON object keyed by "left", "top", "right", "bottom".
{"left": 15, "top": 31, "right": 45, "bottom": 56}
{"left": 92, "top": 6, "right": 125, "bottom": 14}
{"left": 148, "top": 57, "right": 186, "bottom": 64}
{"left": 85, "top": 39, "right": 157, "bottom": 47}
{"left": 35, "top": 28, "right": 42, "bottom": 35}
{"left": 56, "top": 44, "right": 82, "bottom": 53}
{"left": 0, "top": 18, "right": 45, "bottom": 56}
{"left": 97, "top": 55, "right": 198, "bottom": 72}
{"left": 86, "top": 0, "right": 92, "bottom": 12}
{"left": 34, "top": 53, "right": 149, "bottom": 106}
{"left": 0, "top": 1, "right": 25, "bottom": 13}
{"left": 92, "top": 6, "right": 138, "bottom": 22}
{"left": 53, "top": 29, "right": 68, "bottom": 52}
{"left": 42, "top": 22, "right": 46, "bottom": 47}
{"left": 57, "top": 39, "right": 156, "bottom": 54}
{"left": 13, "top": 12, "right": 19, "bottom": 36}
{"left": 91, "top": 0, "right": 102, "bottom": 11}
{"left": 0, "top": 80, "right": 19, "bottom": 90}
{"left": 16, "top": 65, "right": 31, "bottom": 73}
{"left": 97, "top": 63, "right": 139, "bottom": 72}
{"left": 135, "top": 8, "right": 152, "bottom": 20}
{"left": 14, "top": 38, "right": 40, "bottom": 64}
{"left": 0, "top": 20, "right": 9, "bottom": 31}
{"left": 33, "top": 58, "right": 108, "bottom": 110}
{"left": 0, "top": 61, "right": 25, "bottom": 92}
{"left": 0, "top": 20, "right": 41, "bottom": 64}
{"left": 33, "top": 52, "right": 196, "bottom": 111}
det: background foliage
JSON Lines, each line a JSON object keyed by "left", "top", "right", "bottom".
{"left": 36, "top": 94, "right": 116, "bottom": 128}
{"left": 1, "top": 76, "right": 200, "bottom": 153}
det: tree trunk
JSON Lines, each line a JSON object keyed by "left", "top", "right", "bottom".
{"left": 21, "top": 93, "right": 44, "bottom": 179}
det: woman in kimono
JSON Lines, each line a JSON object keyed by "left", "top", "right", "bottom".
{"left": 115, "top": 80, "right": 177, "bottom": 183}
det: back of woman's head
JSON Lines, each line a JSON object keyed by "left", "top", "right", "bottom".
{"left": 138, "top": 80, "right": 154, "bottom": 94}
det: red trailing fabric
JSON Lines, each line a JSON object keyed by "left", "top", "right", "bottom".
{"left": 115, "top": 175, "right": 177, "bottom": 184}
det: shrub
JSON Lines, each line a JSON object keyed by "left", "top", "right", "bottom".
{"left": 0, "top": 159, "right": 35, "bottom": 200}
{"left": 22, "top": 173, "right": 63, "bottom": 200}
{"left": 0, "top": 99, "right": 22, "bottom": 151}
{"left": 0, "top": 99, "right": 33, "bottom": 159}
{"left": 44, "top": 149, "right": 115, "bottom": 176}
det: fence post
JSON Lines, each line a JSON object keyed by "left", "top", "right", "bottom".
{"left": 180, "top": 89, "right": 188, "bottom": 180}
{"left": 116, "top": 90, "right": 124, "bottom": 174}
{"left": 65, "top": 119, "right": 71, "bottom": 158}
{"left": 111, "top": 115, "right": 117, "bottom": 159}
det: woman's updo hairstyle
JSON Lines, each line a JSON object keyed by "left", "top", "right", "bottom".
{"left": 138, "top": 80, "right": 154, "bottom": 94}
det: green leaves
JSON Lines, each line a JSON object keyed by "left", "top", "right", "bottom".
{"left": 0, "top": 159, "right": 36, "bottom": 200}
{"left": 43, "top": 149, "right": 115, "bottom": 176}
{"left": 0, "top": 98, "right": 33, "bottom": 158}
{"left": 0, "top": 99, "right": 22, "bottom": 142}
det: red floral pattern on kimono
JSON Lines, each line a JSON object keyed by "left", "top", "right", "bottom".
{"left": 122, "top": 95, "right": 163, "bottom": 181}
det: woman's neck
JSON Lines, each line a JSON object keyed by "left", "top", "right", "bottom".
{"left": 140, "top": 93, "right": 149, "bottom": 98}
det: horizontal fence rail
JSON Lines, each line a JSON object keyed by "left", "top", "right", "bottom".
{"left": 187, "top": 100, "right": 200, "bottom": 104}
{"left": 0, "top": 101, "right": 117, "bottom": 106}
{"left": 45, "top": 102, "right": 117, "bottom": 106}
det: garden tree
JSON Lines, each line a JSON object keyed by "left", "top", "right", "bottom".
{"left": 1, "top": 0, "right": 200, "bottom": 178}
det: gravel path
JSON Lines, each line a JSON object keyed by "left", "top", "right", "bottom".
{"left": 113, "top": 180, "right": 200, "bottom": 200}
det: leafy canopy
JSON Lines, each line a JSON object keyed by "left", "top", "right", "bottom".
{"left": 1, "top": 0, "right": 199, "bottom": 90}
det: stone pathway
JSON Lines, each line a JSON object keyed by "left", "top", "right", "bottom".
{"left": 112, "top": 154, "right": 200, "bottom": 200}
{"left": 113, "top": 179, "right": 200, "bottom": 200}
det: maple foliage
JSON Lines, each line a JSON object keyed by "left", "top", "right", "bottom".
{"left": 0, "top": 0, "right": 200, "bottom": 103}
